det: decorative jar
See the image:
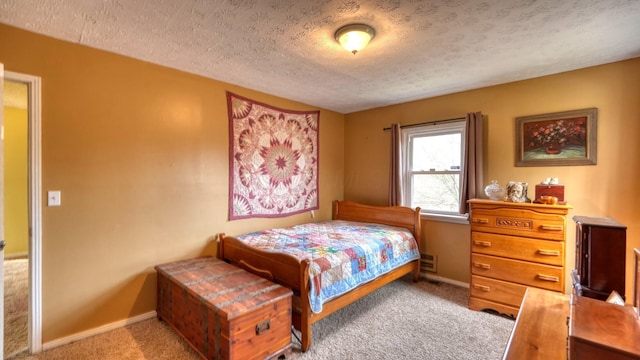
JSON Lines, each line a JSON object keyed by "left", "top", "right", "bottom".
{"left": 484, "top": 180, "right": 506, "bottom": 201}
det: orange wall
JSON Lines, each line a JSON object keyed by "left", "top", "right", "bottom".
{"left": 0, "top": 24, "right": 344, "bottom": 343}
{"left": 2, "top": 19, "right": 640, "bottom": 344}
{"left": 345, "top": 58, "right": 640, "bottom": 298}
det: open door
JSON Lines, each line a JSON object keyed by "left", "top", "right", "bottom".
{"left": 1, "top": 61, "right": 7, "bottom": 360}
{"left": 3, "top": 70, "right": 43, "bottom": 356}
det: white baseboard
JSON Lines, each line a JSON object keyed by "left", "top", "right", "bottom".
{"left": 4, "top": 252, "right": 29, "bottom": 259}
{"left": 42, "top": 311, "right": 157, "bottom": 352}
{"left": 39, "top": 275, "right": 465, "bottom": 352}
{"left": 421, "top": 272, "right": 470, "bottom": 288}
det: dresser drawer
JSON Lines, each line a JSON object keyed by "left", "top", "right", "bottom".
{"left": 471, "top": 254, "right": 564, "bottom": 292}
{"left": 470, "top": 275, "right": 528, "bottom": 307}
{"left": 470, "top": 207, "right": 566, "bottom": 241}
{"left": 471, "top": 232, "right": 564, "bottom": 266}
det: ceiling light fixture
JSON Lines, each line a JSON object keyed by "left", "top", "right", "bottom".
{"left": 334, "top": 24, "right": 375, "bottom": 55}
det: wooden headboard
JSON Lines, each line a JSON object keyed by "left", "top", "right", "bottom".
{"left": 332, "top": 200, "right": 422, "bottom": 241}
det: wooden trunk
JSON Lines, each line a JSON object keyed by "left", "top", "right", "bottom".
{"left": 155, "top": 257, "right": 292, "bottom": 360}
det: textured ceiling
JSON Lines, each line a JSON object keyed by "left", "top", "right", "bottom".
{"left": 2, "top": 0, "right": 640, "bottom": 113}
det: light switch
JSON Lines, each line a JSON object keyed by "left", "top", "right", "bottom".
{"left": 48, "top": 191, "right": 61, "bottom": 206}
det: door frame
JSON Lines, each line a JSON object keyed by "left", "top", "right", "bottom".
{"left": 5, "top": 70, "right": 42, "bottom": 354}
{"left": 1, "top": 61, "right": 5, "bottom": 360}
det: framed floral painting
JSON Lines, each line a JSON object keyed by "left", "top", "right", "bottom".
{"left": 515, "top": 108, "right": 597, "bottom": 167}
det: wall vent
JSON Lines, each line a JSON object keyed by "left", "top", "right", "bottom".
{"left": 420, "top": 253, "right": 437, "bottom": 273}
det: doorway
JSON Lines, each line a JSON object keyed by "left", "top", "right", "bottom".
{"left": 3, "top": 79, "right": 28, "bottom": 357}
{"left": 3, "top": 71, "right": 42, "bottom": 358}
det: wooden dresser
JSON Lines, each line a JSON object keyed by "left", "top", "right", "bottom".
{"left": 468, "top": 199, "right": 572, "bottom": 317}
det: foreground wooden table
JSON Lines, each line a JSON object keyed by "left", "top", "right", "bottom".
{"left": 502, "top": 287, "right": 569, "bottom": 360}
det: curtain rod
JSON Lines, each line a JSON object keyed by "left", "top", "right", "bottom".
{"left": 382, "top": 116, "right": 466, "bottom": 131}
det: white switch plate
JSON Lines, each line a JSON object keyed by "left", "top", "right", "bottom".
{"left": 48, "top": 191, "right": 61, "bottom": 206}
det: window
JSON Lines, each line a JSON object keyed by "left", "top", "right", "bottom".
{"left": 402, "top": 121, "right": 466, "bottom": 216}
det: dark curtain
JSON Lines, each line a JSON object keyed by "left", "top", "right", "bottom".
{"left": 460, "top": 112, "right": 484, "bottom": 214}
{"left": 388, "top": 123, "right": 403, "bottom": 206}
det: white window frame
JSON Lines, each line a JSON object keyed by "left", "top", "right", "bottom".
{"left": 401, "top": 121, "right": 469, "bottom": 224}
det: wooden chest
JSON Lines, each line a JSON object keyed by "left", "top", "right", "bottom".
{"left": 468, "top": 199, "right": 571, "bottom": 317}
{"left": 155, "top": 257, "right": 292, "bottom": 360}
{"left": 534, "top": 184, "right": 565, "bottom": 202}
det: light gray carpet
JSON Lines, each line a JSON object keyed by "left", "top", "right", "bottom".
{"left": 10, "top": 276, "right": 514, "bottom": 359}
{"left": 287, "top": 277, "right": 513, "bottom": 359}
{"left": 5, "top": 258, "right": 29, "bottom": 358}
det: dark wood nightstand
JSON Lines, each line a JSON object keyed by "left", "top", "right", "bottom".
{"left": 573, "top": 216, "right": 627, "bottom": 300}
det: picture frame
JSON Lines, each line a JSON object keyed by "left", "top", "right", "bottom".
{"left": 515, "top": 108, "right": 597, "bottom": 167}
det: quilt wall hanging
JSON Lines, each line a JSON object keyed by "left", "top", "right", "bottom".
{"left": 227, "top": 92, "right": 319, "bottom": 220}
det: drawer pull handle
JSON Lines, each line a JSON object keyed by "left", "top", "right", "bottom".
{"left": 472, "top": 218, "right": 489, "bottom": 224}
{"left": 540, "top": 225, "right": 563, "bottom": 231}
{"left": 537, "top": 274, "right": 560, "bottom": 282}
{"left": 473, "top": 284, "right": 491, "bottom": 292}
{"left": 255, "top": 319, "right": 271, "bottom": 335}
{"left": 473, "top": 240, "right": 492, "bottom": 247}
{"left": 473, "top": 262, "right": 491, "bottom": 270}
{"left": 538, "top": 249, "right": 560, "bottom": 256}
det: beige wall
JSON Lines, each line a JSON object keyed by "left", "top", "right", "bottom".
{"left": 0, "top": 24, "right": 344, "bottom": 342}
{"left": 3, "top": 105, "right": 29, "bottom": 256}
{"left": 344, "top": 58, "right": 640, "bottom": 299}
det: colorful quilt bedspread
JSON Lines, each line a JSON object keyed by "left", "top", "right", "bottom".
{"left": 236, "top": 220, "right": 420, "bottom": 313}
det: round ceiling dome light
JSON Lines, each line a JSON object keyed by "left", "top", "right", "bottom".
{"left": 334, "top": 24, "right": 376, "bottom": 55}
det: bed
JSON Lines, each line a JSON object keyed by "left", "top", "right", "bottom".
{"left": 217, "top": 200, "right": 422, "bottom": 351}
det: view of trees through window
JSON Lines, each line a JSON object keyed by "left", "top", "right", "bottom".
{"left": 405, "top": 127, "right": 464, "bottom": 214}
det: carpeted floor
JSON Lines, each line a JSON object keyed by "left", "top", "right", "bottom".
{"left": 9, "top": 276, "right": 514, "bottom": 359}
{"left": 5, "top": 258, "right": 29, "bottom": 358}
{"left": 287, "top": 277, "right": 513, "bottom": 359}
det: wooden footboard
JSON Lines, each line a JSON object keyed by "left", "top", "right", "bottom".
{"left": 218, "top": 234, "right": 315, "bottom": 351}
{"left": 217, "top": 234, "right": 309, "bottom": 292}
{"left": 218, "top": 200, "right": 422, "bottom": 352}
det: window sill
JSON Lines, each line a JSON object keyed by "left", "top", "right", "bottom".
{"left": 420, "top": 212, "right": 469, "bottom": 225}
